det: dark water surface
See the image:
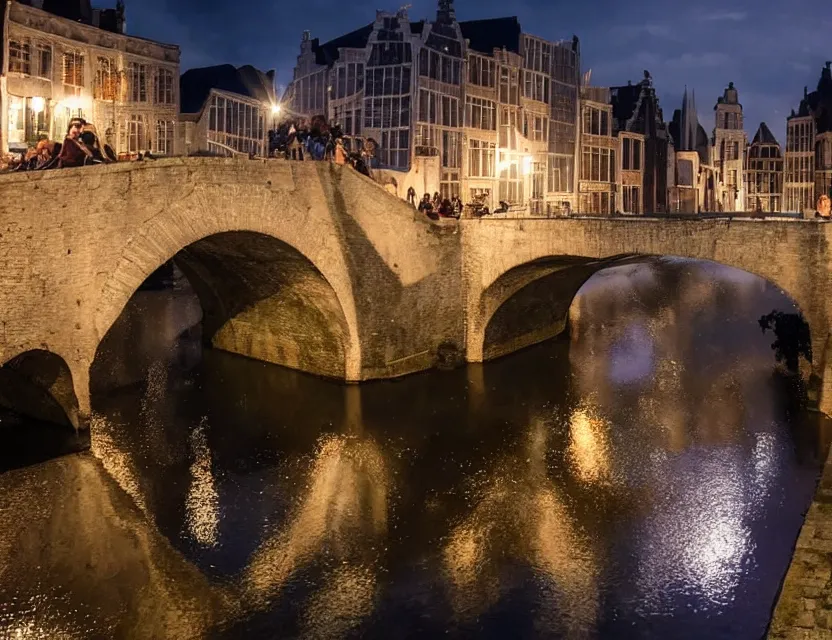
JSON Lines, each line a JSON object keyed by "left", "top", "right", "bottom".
{"left": 1, "top": 258, "right": 829, "bottom": 639}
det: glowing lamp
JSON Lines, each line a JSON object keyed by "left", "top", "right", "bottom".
{"left": 31, "top": 97, "right": 45, "bottom": 113}
{"left": 272, "top": 104, "right": 281, "bottom": 115}
{"left": 522, "top": 155, "right": 533, "bottom": 176}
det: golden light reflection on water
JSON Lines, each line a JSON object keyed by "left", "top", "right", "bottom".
{"left": 567, "top": 405, "right": 612, "bottom": 485}
{"left": 185, "top": 418, "right": 219, "bottom": 548}
{"left": 244, "top": 434, "right": 388, "bottom": 611}
{"left": 443, "top": 420, "right": 599, "bottom": 633}
{"left": 89, "top": 416, "right": 149, "bottom": 517}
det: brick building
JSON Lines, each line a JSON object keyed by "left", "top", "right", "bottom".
{"left": 1, "top": 0, "right": 180, "bottom": 156}
{"left": 785, "top": 62, "right": 832, "bottom": 214}
{"left": 284, "top": 2, "right": 582, "bottom": 215}
{"left": 712, "top": 82, "right": 747, "bottom": 212}
{"left": 745, "top": 122, "right": 783, "bottom": 213}
{"left": 179, "top": 64, "right": 275, "bottom": 158}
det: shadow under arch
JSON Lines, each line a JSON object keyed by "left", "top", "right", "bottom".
{"left": 92, "top": 230, "right": 357, "bottom": 389}
{"left": 0, "top": 349, "right": 89, "bottom": 470}
{"left": 0, "top": 349, "right": 82, "bottom": 429}
{"left": 480, "top": 254, "right": 813, "bottom": 370}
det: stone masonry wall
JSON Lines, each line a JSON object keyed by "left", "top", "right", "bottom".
{"left": 0, "top": 157, "right": 462, "bottom": 427}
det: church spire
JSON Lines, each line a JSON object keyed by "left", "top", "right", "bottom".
{"left": 680, "top": 87, "right": 700, "bottom": 151}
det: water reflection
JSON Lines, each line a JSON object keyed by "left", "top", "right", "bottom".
{"left": 1, "top": 257, "right": 829, "bottom": 639}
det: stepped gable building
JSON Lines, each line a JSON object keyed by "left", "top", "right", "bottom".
{"left": 609, "top": 70, "right": 669, "bottom": 214}
{"left": 284, "top": 1, "right": 582, "bottom": 215}
{"left": 745, "top": 122, "right": 783, "bottom": 213}
{"left": 785, "top": 62, "right": 832, "bottom": 214}
{"left": 179, "top": 64, "right": 275, "bottom": 158}
{"left": 712, "top": 82, "right": 747, "bottom": 212}
{"left": 668, "top": 88, "right": 716, "bottom": 213}
{"left": 1, "top": 0, "right": 180, "bottom": 156}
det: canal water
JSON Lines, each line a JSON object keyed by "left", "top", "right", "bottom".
{"left": 0, "top": 258, "right": 828, "bottom": 639}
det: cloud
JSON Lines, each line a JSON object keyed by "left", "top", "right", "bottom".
{"left": 664, "top": 52, "right": 732, "bottom": 69}
{"left": 699, "top": 11, "right": 747, "bottom": 22}
{"left": 609, "top": 23, "right": 679, "bottom": 43}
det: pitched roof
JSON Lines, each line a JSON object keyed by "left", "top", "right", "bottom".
{"left": 180, "top": 64, "right": 274, "bottom": 115}
{"left": 313, "top": 23, "right": 374, "bottom": 66}
{"left": 459, "top": 17, "right": 521, "bottom": 55}
{"left": 752, "top": 121, "right": 779, "bottom": 146}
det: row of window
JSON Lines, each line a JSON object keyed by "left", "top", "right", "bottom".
{"left": 96, "top": 59, "right": 175, "bottom": 104}
{"left": 621, "top": 137, "right": 643, "bottom": 171}
{"left": 785, "top": 185, "right": 815, "bottom": 212}
{"left": 207, "top": 95, "right": 266, "bottom": 149}
{"left": 786, "top": 121, "right": 816, "bottom": 153}
{"left": 333, "top": 63, "right": 364, "bottom": 99}
{"left": 378, "top": 129, "right": 410, "bottom": 168}
{"left": 368, "top": 41, "right": 412, "bottom": 67}
{"left": 10, "top": 39, "right": 175, "bottom": 104}
{"left": 364, "top": 65, "right": 411, "bottom": 97}
{"left": 418, "top": 89, "right": 460, "bottom": 128}
{"left": 419, "top": 48, "right": 462, "bottom": 85}
{"left": 364, "top": 95, "right": 411, "bottom": 129}
{"left": 582, "top": 105, "right": 611, "bottom": 137}
{"left": 580, "top": 191, "right": 614, "bottom": 215}
{"left": 468, "top": 139, "right": 496, "bottom": 177}
{"left": 523, "top": 113, "right": 548, "bottom": 143}
{"left": 465, "top": 96, "right": 496, "bottom": 131}
{"left": 580, "top": 146, "right": 616, "bottom": 183}
{"left": 785, "top": 156, "right": 815, "bottom": 183}
{"left": 468, "top": 55, "right": 496, "bottom": 88}
{"left": 718, "top": 112, "right": 742, "bottom": 130}
{"left": 718, "top": 140, "right": 741, "bottom": 161}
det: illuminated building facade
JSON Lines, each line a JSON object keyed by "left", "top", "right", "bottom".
{"left": 178, "top": 65, "right": 274, "bottom": 158}
{"left": 285, "top": 1, "right": 581, "bottom": 214}
{"left": 785, "top": 63, "right": 832, "bottom": 213}
{"left": 1, "top": 0, "right": 179, "bottom": 156}
{"left": 578, "top": 85, "right": 616, "bottom": 214}
{"left": 745, "top": 122, "right": 783, "bottom": 213}
{"left": 608, "top": 72, "right": 669, "bottom": 214}
{"left": 712, "top": 82, "right": 747, "bottom": 212}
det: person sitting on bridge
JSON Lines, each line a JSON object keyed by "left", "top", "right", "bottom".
{"left": 56, "top": 117, "right": 94, "bottom": 168}
{"left": 816, "top": 195, "right": 831, "bottom": 220}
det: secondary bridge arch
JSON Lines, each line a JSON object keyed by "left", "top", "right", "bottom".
{"left": 461, "top": 217, "right": 832, "bottom": 413}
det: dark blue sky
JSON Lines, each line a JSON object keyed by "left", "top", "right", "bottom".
{"left": 127, "top": 0, "right": 831, "bottom": 143}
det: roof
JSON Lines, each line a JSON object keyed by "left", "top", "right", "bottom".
{"left": 610, "top": 82, "right": 643, "bottom": 125}
{"left": 313, "top": 23, "right": 373, "bottom": 66}
{"left": 459, "top": 17, "right": 521, "bottom": 55}
{"left": 752, "top": 122, "right": 779, "bottom": 146}
{"left": 180, "top": 64, "right": 274, "bottom": 115}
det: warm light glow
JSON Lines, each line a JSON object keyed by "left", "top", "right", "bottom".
{"left": 61, "top": 96, "right": 85, "bottom": 110}
{"left": 31, "top": 96, "right": 45, "bottom": 113}
{"left": 567, "top": 406, "right": 612, "bottom": 485}
{"left": 522, "top": 155, "right": 533, "bottom": 175}
{"left": 272, "top": 104, "right": 282, "bottom": 115}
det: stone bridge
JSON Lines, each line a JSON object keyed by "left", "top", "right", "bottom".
{"left": 2, "top": 157, "right": 831, "bottom": 430}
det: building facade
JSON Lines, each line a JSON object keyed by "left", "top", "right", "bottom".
{"left": 578, "top": 85, "right": 615, "bottom": 214}
{"left": 668, "top": 88, "right": 716, "bottom": 213}
{"left": 745, "top": 122, "right": 783, "bottom": 213}
{"left": 1, "top": 0, "right": 180, "bottom": 156}
{"left": 284, "top": 2, "right": 581, "bottom": 215}
{"left": 785, "top": 63, "right": 832, "bottom": 214}
{"left": 608, "top": 72, "right": 669, "bottom": 214}
{"left": 712, "top": 82, "right": 746, "bottom": 212}
{"left": 178, "top": 64, "right": 274, "bottom": 158}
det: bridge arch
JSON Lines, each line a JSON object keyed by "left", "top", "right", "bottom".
{"left": 93, "top": 200, "right": 362, "bottom": 390}
{"left": 462, "top": 219, "right": 832, "bottom": 404}
{"left": 0, "top": 348, "right": 84, "bottom": 430}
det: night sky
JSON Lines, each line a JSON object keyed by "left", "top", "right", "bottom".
{"left": 128, "top": 0, "right": 831, "bottom": 143}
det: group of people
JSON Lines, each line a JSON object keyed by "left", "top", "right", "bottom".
{"left": 268, "top": 116, "right": 376, "bottom": 178}
{"left": 408, "top": 189, "right": 463, "bottom": 219}
{"left": 3, "top": 117, "right": 121, "bottom": 173}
